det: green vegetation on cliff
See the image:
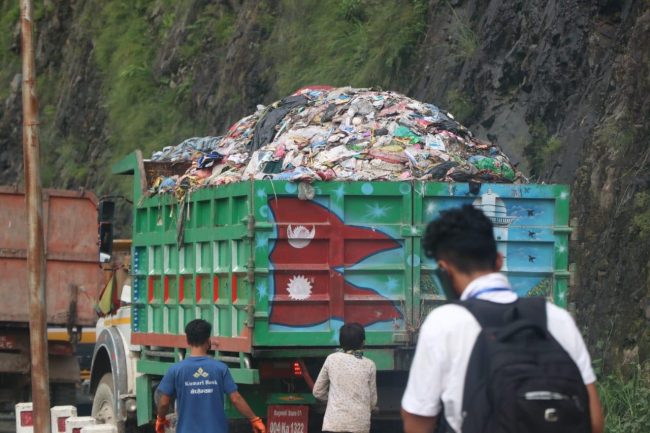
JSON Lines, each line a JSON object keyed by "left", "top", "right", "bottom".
{"left": 90, "top": 1, "right": 197, "bottom": 154}
{"left": 265, "top": 0, "right": 427, "bottom": 95}
{"left": 0, "top": 2, "right": 19, "bottom": 100}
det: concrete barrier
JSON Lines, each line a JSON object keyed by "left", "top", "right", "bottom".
{"left": 14, "top": 402, "right": 33, "bottom": 433}
{"left": 80, "top": 424, "right": 117, "bottom": 433}
{"left": 51, "top": 406, "right": 77, "bottom": 433}
{"left": 65, "top": 416, "right": 96, "bottom": 433}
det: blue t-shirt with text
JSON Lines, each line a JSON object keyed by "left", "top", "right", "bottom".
{"left": 157, "top": 356, "right": 237, "bottom": 433}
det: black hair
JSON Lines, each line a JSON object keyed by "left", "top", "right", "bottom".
{"left": 423, "top": 204, "right": 497, "bottom": 273}
{"left": 339, "top": 322, "right": 365, "bottom": 351}
{"left": 185, "top": 319, "right": 212, "bottom": 347}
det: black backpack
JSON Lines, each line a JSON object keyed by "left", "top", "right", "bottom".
{"left": 457, "top": 297, "right": 591, "bottom": 433}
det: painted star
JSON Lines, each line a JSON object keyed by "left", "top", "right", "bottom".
{"left": 334, "top": 184, "right": 346, "bottom": 200}
{"left": 386, "top": 276, "right": 399, "bottom": 291}
{"left": 366, "top": 202, "right": 389, "bottom": 219}
{"left": 256, "top": 282, "right": 268, "bottom": 300}
{"left": 425, "top": 202, "right": 437, "bottom": 216}
{"left": 255, "top": 234, "right": 269, "bottom": 250}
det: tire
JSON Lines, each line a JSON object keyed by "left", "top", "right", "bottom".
{"left": 92, "top": 373, "right": 123, "bottom": 432}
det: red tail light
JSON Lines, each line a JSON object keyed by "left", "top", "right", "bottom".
{"left": 57, "top": 416, "right": 68, "bottom": 432}
{"left": 293, "top": 361, "right": 303, "bottom": 376}
{"left": 72, "top": 428, "right": 82, "bottom": 433}
{"left": 20, "top": 410, "right": 33, "bottom": 427}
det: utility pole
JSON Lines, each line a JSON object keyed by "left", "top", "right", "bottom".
{"left": 20, "top": 0, "right": 51, "bottom": 432}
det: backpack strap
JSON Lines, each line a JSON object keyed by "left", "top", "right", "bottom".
{"left": 458, "top": 296, "right": 547, "bottom": 329}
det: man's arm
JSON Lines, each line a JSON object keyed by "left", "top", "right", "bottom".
{"left": 401, "top": 313, "right": 445, "bottom": 432}
{"left": 156, "top": 393, "right": 171, "bottom": 418}
{"left": 155, "top": 394, "right": 171, "bottom": 433}
{"left": 551, "top": 308, "right": 604, "bottom": 433}
{"left": 155, "top": 367, "right": 176, "bottom": 433}
{"left": 586, "top": 383, "right": 604, "bottom": 433}
{"left": 369, "top": 363, "right": 378, "bottom": 411}
{"left": 229, "top": 391, "right": 258, "bottom": 420}
{"left": 312, "top": 358, "right": 329, "bottom": 401}
{"left": 401, "top": 408, "right": 438, "bottom": 433}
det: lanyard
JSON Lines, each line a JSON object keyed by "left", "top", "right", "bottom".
{"left": 467, "top": 287, "right": 512, "bottom": 299}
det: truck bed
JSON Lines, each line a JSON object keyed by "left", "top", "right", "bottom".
{"left": 0, "top": 188, "right": 103, "bottom": 326}
{"left": 123, "top": 169, "right": 570, "bottom": 352}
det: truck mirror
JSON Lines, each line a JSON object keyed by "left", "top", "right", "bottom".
{"left": 98, "top": 200, "right": 115, "bottom": 258}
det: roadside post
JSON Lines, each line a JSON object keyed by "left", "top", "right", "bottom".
{"left": 20, "top": 0, "right": 51, "bottom": 432}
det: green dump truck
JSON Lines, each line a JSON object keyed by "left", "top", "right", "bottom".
{"left": 90, "top": 150, "right": 571, "bottom": 432}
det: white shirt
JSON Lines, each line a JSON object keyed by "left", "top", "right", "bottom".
{"left": 313, "top": 352, "right": 377, "bottom": 433}
{"left": 401, "top": 273, "right": 596, "bottom": 433}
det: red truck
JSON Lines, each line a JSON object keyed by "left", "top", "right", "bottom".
{"left": 0, "top": 187, "right": 104, "bottom": 429}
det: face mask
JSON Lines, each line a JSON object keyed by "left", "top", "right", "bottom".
{"left": 434, "top": 267, "right": 459, "bottom": 300}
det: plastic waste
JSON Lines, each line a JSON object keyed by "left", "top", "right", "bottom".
{"left": 467, "top": 155, "right": 516, "bottom": 181}
{"left": 148, "top": 87, "right": 526, "bottom": 197}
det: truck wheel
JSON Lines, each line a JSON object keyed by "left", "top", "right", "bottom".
{"left": 92, "top": 373, "right": 120, "bottom": 431}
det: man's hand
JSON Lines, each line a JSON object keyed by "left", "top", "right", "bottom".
{"left": 155, "top": 415, "right": 169, "bottom": 433}
{"left": 402, "top": 408, "right": 438, "bottom": 433}
{"left": 250, "top": 416, "right": 266, "bottom": 433}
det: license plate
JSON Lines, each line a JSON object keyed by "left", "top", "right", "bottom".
{"left": 267, "top": 405, "right": 308, "bottom": 433}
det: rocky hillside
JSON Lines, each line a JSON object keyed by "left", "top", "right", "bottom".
{"left": 0, "top": 0, "right": 648, "bottom": 369}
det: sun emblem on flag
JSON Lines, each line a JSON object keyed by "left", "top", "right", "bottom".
{"left": 286, "top": 275, "right": 312, "bottom": 300}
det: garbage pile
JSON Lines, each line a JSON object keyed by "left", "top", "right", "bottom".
{"left": 149, "top": 87, "right": 524, "bottom": 195}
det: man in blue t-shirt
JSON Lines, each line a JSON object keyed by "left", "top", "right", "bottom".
{"left": 156, "top": 319, "right": 266, "bottom": 433}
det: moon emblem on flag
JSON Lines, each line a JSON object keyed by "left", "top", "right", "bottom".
{"left": 286, "top": 225, "right": 316, "bottom": 249}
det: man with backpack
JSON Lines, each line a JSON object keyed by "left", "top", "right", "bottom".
{"left": 401, "top": 205, "right": 604, "bottom": 433}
